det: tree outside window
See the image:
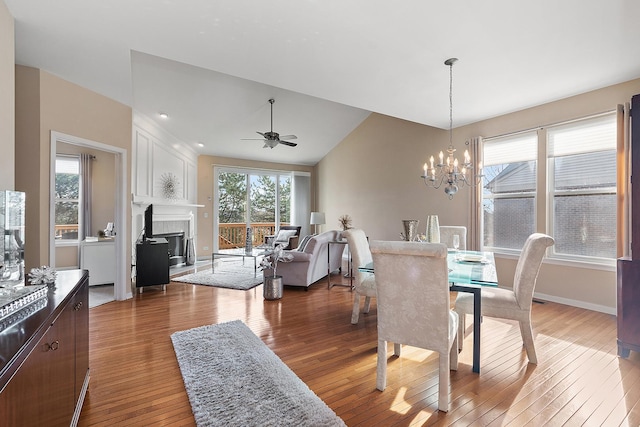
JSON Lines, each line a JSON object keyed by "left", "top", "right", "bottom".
{"left": 55, "top": 156, "right": 80, "bottom": 241}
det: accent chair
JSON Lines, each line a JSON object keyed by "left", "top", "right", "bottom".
{"left": 342, "top": 229, "right": 376, "bottom": 324}
{"left": 439, "top": 225, "right": 467, "bottom": 250}
{"left": 370, "top": 240, "right": 458, "bottom": 412}
{"left": 454, "top": 233, "right": 554, "bottom": 364}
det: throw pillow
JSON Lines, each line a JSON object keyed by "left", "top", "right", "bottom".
{"left": 275, "top": 229, "right": 297, "bottom": 243}
{"left": 296, "top": 234, "right": 314, "bottom": 252}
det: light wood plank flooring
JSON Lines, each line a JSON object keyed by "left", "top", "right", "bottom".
{"left": 78, "top": 267, "right": 640, "bottom": 426}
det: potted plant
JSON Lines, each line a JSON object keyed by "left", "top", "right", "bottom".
{"left": 260, "top": 244, "right": 293, "bottom": 300}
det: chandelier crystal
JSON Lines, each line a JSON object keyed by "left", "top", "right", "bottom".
{"left": 421, "top": 58, "right": 482, "bottom": 199}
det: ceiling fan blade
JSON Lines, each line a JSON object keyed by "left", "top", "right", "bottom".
{"left": 278, "top": 135, "right": 298, "bottom": 140}
{"left": 279, "top": 140, "right": 298, "bottom": 147}
{"left": 256, "top": 131, "right": 266, "bottom": 137}
{"left": 241, "top": 138, "right": 267, "bottom": 141}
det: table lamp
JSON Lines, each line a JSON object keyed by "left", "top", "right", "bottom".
{"left": 310, "top": 212, "right": 325, "bottom": 235}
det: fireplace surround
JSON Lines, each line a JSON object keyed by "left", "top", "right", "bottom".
{"left": 153, "top": 232, "right": 185, "bottom": 266}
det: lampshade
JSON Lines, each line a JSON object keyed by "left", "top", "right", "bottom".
{"left": 310, "top": 212, "right": 326, "bottom": 225}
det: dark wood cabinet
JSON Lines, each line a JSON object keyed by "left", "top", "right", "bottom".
{"left": 618, "top": 93, "right": 640, "bottom": 358}
{"left": 136, "top": 238, "right": 170, "bottom": 290}
{"left": 0, "top": 270, "right": 89, "bottom": 426}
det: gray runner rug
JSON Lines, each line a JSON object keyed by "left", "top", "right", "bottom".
{"left": 172, "top": 263, "right": 262, "bottom": 290}
{"left": 170, "top": 320, "right": 346, "bottom": 427}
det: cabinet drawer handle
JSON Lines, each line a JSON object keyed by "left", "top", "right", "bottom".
{"left": 74, "top": 301, "right": 83, "bottom": 311}
{"left": 43, "top": 340, "right": 59, "bottom": 351}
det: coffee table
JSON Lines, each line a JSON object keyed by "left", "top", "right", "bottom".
{"left": 211, "top": 248, "right": 268, "bottom": 277}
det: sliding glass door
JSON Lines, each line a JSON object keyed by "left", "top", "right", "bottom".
{"left": 214, "top": 167, "right": 305, "bottom": 251}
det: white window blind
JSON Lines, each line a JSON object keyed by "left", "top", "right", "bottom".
{"left": 483, "top": 131, "right": 538, "bottom": 165}
{"left": 548, "top": 113, "right": 616, "bottom": 156}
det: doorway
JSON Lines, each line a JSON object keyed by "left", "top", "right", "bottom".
{"left": 49, "top": 131, "right": 129, "bottom": 301}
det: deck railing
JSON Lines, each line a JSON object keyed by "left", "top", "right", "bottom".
{"left": 219, "top": 222, "right": 287, "bottom": 249}
{"left": 54, "top": 224, "right": 79, "bottom": 239}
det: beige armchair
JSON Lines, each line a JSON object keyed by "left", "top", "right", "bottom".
{"left": 370, "top": 240, "right": 458, "bottom": 412}
{"left": 454, "top": 233, "right": 554, "bottom": 364}
{"left": 342, "top": 229, "right": 376, "bottom": 324}
{"left": 439, "top": 225, "right": 467, "bottom": 250}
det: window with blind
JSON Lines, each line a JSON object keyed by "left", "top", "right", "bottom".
{"left": 482, "top": 131, "right": 538, "bottom": 250}
{"left": 480, "top": 111, "right": 617, "bottom": 264}
{"left": 548, "top": 113, "right": 617, "bottom": 260}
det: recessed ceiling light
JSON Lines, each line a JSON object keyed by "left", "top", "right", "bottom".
{"left": 159, "top": 112, "right": 169, "bottom": 119}
{"left": 197, "top": 142, "right": 204, "bottom": 148}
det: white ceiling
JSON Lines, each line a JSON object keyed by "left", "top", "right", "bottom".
{"left": 6, "top": 0, "right": 640, "bottom": 165}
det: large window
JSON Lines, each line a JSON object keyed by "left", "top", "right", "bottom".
{"left": 215, "top": 167, "right": 306, "bottom": 251}
{"left": 481, "top": 112, "right": 617, "bottom": 264}
{"left": 482, "top": 132, "right": 537, "bottom": 250}
{"left": 548, "top": 114, "right": 617, "bottom": 260}
{"left": 54, "top": 156, "right": 80, "bottom": 243}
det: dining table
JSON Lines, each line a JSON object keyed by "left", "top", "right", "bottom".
{"left": 359, "top": 249, "right": 498, "bottom": 373}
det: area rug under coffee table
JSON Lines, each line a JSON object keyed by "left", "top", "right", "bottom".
{"left": 172, "top": 263, "right": 263, "bottom": 290}
{"left": 170, "top": 320, "right": 346, "bottom": 427}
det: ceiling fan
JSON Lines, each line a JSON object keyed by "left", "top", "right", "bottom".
{"left": 242, "top": 98, "right": 298, "bottom": 149}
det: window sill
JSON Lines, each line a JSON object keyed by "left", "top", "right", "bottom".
{"left": 55, "top": 240, "right": 80, "bottom": 247}
{"left": 492, "top": 251, "right": 616, "bottom": 272}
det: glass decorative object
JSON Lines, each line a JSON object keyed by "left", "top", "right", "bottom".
{"left": 426, "top": 215, "right": 441, "bottom": 243}
{"left": 401, "top": 220, "right": 420, "bottom": 242}
{"left": 1, "top": 191, "right": 26, "bottom": 287}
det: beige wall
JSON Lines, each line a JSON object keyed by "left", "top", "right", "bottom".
{"left": 15, "top": 66, "right": 132, "bottom": 282}
{"left": 197, "top": 155, "right": 314, "bottom": 255}
{"left": 318, "top": 78, "right": 640, "bottom": 313}
{"left": 0, "top": 1, "right": 14, "bottom": 189}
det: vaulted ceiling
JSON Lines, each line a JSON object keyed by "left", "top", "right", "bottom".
{"left": 6, "top": 0, "right": 640, "bottom": 165}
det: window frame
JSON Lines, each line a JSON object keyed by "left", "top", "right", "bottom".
{"left": 546, "top": 112, "right": 617, "bottom": 267}
{"left": 480, "top": 111, "right": 617, "bottom": 270}
{"left": 54, "top": 154, "right": 81, "bottom": 247}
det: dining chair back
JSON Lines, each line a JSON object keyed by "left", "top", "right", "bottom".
{"left": 439, "top": 225, "right": 467, "bottom": 250}
{"left": 342, "top": 229, "right": 376, "bottom": 324}
{"left": 454, "top": 232, "right": 554, "bottom": 363}
{"left": 370, "top": 240, "right": 458, "bottom": 412}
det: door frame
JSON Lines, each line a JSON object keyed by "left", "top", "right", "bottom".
{"left": 49, "top": 131, "right": 130, "bottom": 300}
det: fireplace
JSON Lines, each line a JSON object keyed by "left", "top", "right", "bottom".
{"left": 153, "top": 232, "right": 185, "bottom": 266}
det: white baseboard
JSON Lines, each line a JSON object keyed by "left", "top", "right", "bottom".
{"left": 533, "top": 291, "right": 616, "bottom": 315}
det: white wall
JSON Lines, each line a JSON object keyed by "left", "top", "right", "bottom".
{"left": 317, "top": 78, "right": 640, "bottom": 314}
{"left": 131, "top": 113, "right": 199, "bottom": 246}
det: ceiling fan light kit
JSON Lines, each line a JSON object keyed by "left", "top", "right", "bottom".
{"left": 242, "top": 98, "right": 298, "bottom": 149}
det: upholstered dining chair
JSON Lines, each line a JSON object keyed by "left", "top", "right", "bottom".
{"left": 342, "top": 229, "right": 376, "bottom": 324}
{"left": 454, "top": 233, "right": 554, "bottom": 364}
{"left": 370, "top": 240, "right": 458, "bottom": 412}
{"left": 439, "top": 225, "right": 467, "bottom": 250}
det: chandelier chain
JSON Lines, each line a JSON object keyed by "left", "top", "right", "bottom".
{"left": 449, "top": 61, "right": 453, "bottom": 149}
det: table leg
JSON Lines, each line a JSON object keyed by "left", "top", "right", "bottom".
{"left": 472, "top": 288, "right": 481, "bottom": 374}
{"left": 450, "top": 284, "right": 481, "bottom": 373}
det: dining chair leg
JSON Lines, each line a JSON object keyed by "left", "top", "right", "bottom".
{"left": 519, "top": 320, "right": 537, "bottom": 364}
{"left": 351, "top": 295, "right": 361, "bottom": 324}
{"left": 438, "top": 351, "right": 450, "bottom": 412}
{"left": 376, "top": 339, "right": 387, "bottom": 391}
{"left": 456, "top": 310, "right": 465, "bottom": 351}
{"left": 363, "top": 296, "right": 371, "bottom": 314}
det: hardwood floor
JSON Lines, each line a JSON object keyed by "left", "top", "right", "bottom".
{"left": 78, "top": 268, "right": 640, "bottom": 426}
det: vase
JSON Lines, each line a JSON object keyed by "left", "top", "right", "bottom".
{"left": 401, "top": 220, "right": 420, "bottom": 242}
{"left": 185, "top": 237, "right": 196, "bottom": 266}
{"left": 263, "top": 275, "right": 283, "bottom": 300}
{"left": 426, "top": 215, "right": 440, "bottom": 243}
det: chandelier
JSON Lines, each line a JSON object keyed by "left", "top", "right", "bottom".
{"left": 421, "top": 58, "right": 482, "bottom": 199}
